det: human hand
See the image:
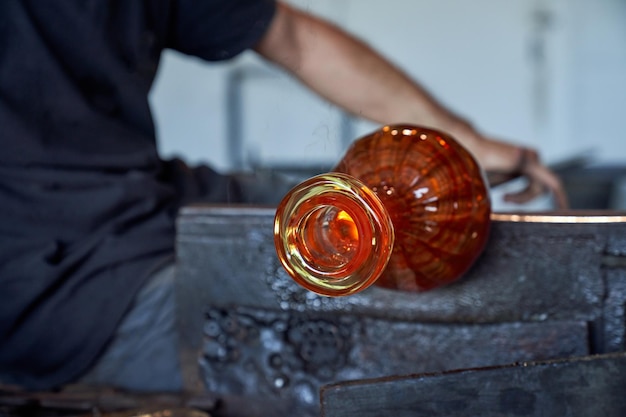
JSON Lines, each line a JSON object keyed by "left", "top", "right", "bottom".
{"left": 487, "top": 146, "right": 569, "bottom": 210}
{"left": 445, "top": 122, "right": 569, "bottom": 210}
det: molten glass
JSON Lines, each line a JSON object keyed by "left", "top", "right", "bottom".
{"left": 274, "top": 124, "right": 491, "bottom": 296}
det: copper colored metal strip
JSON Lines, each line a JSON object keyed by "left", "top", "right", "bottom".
{"left": 491, "top": 211, "right": 626, "bottom": 224}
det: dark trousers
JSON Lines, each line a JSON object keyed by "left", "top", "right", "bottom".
{"left": 79, "top": 262, "right": 182, "bottom": 392}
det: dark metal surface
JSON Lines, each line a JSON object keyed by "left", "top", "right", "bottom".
{"left": 0, "top": 386, "right": 217, "bottom": 417}
{"left": 0, "top": 385, "right": 290, "bottom": 417}
{"left": 197, "top": 306, "right": 588, "bottom": 415}
{"left": 175, "top": 206, "right": 626, "bottom": 416}
{"left": 320, "top": 352, "right": 626, "bottom": 417}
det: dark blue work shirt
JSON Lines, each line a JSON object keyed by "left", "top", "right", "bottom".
{"left": 0, "top": 0, "right": 276, "bottom": 389}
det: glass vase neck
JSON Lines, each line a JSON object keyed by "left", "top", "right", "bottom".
{"left": 273, "top": 172, "right": 394, "bottom": 296}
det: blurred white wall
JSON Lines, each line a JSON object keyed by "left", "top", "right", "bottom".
{"left": 566, "top": 0, "right": 626, "bottom": 162}
{"left": 149, "top": 0, "right": 626, "bottom": 207}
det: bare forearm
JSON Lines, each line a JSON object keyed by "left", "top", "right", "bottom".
{"left": 254, "top": 3, "right": 568, "bottom": 207}
{"left": 255, "top": 3, "right": 464, "bottom": 139}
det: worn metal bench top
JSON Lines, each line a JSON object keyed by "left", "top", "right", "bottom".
{"left": 175, "top": 206, "right": 626, "bottom": 416}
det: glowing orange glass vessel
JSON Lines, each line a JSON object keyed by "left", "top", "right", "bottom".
{"left": 274, "top": 124, "right": 491, "bottom": 296}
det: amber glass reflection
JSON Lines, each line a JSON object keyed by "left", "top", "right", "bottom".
{"left": 274, "top": 124, "right": 491, "bottom": 296}
{"left": 274, "top": 173, "right": 394, "bottom": 297}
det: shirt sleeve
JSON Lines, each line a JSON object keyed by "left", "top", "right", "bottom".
{"left": 167, "top": 0, "right": 277, "bottom": 61}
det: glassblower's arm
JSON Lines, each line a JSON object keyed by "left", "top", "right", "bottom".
{"left": 253, "top": 2, "right": 568, "bottom": 208}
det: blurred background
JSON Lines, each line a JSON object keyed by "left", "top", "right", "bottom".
{"left": 149, "top": 0, "right": 626, "bottom": 211}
